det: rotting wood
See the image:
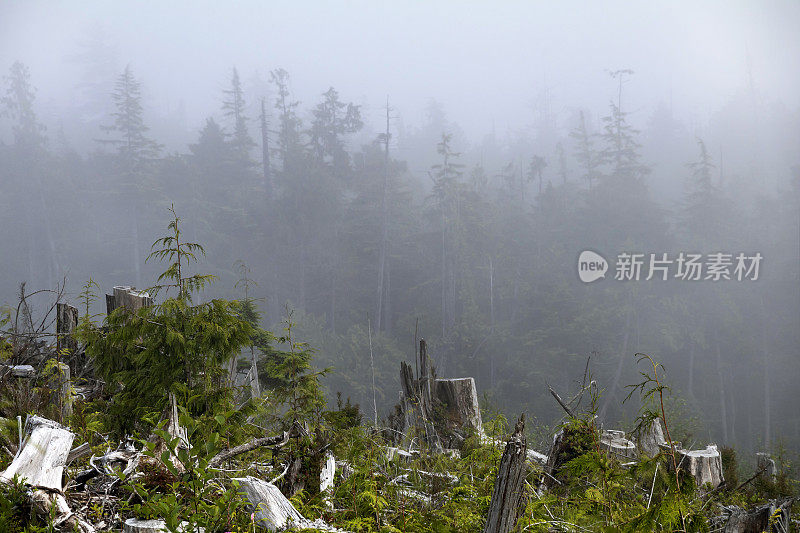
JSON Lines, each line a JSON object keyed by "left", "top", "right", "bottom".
{"left": 483, "top": 414, "right": 527, "bottom": 533}
{"left": 713, "top": 498, "right": 792, "bottom": 533}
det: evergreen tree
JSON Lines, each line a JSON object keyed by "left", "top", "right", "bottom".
{"left": 221, "top": 67, "right": 255, "bottom": 164}
{"left": 309, "top": 87, "right": 363, "bottom": 174}
{"left": 99, "top": 64, "right": 161, "bottom": 174}
{"left": 569, "top": 110, "right": 601, "bottom": 190}
{"left": 2, "top": 61, "right": 46, "bottom": 153}
{"left": 79, "top": 207, "right": 252, "bottom": 435}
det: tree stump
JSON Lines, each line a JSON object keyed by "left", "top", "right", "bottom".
{"left": 106, "top": 286, "right": 153, "bottom": 314}
{"left": 675, "top": 444, "right": 724, "bottom": 488}
{"left": 714, "top": 498, "right": 792, "bottom": 532}
{"left": 600, "top": 429, "right": 637, "bottom": 461}
{"left": 483, "top": 414, "right": 527, "bottom": 533}
{"left": 0, "top": 415, "right": 74, "bottom": 489}
{"left": 637, "top": 417, "right": 666, "bottom": 457}
{"left": 434, "top": 377, "right": 483, "bottom": 434}
{"left": 56, "top": 302, "right": 79, "bottom": 355}
{"left": 756, "top": 452, "right": 777, "bottom": 481}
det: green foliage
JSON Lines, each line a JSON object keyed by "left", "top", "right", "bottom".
{"left": 262, "top": 310, "right": 329, "bottom": 427}
{"left": 122, "top": 410, "right": 252, "bottom": 533}
{"left": 77, "top": 209, "right": 252, "bottom": 435}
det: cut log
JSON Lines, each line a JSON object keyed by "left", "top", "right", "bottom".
{"left": 600, "top": 429, "right": 637, "bottom": 461}
{"left": 483, "top": 414, "right": 527, "bottom": 533}
{"left": 434, "top": 377, "right": 483, "bottom": 434}
{"left": 0, "top": 415, "right": 74, "bottom": 490}
{"left": 123, "top": 518, "right": 168, "bottom": 533}
{"left": 637, "top": 417, "right": 666, "bottom": 457}
{"left": 234, "top": 476, "right": 352, "bottom": 532}
{"left": 675, "top": 444, "right": 724, "bottom": 488}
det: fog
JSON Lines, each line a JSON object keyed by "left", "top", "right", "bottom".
{"left": 1, "top": 1, "right": 799, "bottom": 454}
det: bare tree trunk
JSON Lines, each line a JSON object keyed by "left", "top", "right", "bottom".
{"left": 376, "top": 101, "right": 391, "bottom": 332}
{"left": 260, "top": 97, "right": 272, "bottom": 198}
{"left": 760, "top": 296, "right": 771, "bottom": 449}
{"left": 715, "top": 328, "right": 729, "bottom": 443}
{"left": 600, "top": 295, "right": 632, "bottom": 419}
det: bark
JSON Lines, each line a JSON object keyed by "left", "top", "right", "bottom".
{"left": 483, "top": 414, "right": 527, "bottom": 533}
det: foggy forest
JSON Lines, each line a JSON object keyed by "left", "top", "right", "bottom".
{"left": 0, "top": 2, "right": 798, "bottom": 532}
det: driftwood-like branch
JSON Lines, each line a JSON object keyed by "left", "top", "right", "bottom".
{"left": 548, "top": 384, "right": 575, "bottom": 419}
{"left": 208, "top": 431, "right": 290, "bottom": 467}
{"left": 67, "top": 442, "right": 92, "bottom": 464}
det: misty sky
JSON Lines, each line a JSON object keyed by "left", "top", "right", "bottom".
{"left": 1, "top": 0, "right": 799, "bottom": 144}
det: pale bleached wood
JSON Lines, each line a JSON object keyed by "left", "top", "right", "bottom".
{"left": 234, "top": 476, "right": 353, "bottom": 532}
{"left": 0, "top": 415, "right": 73, "bottom": 490}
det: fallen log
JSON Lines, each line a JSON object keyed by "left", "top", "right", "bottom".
{"left": 234, "top": 476, "right": 352, "bottom": 532}
{"left": 483, "top": 414, "right": 527, "bottom": 533}
{"left": 208, "top": 431, "right": 289, "bottom": 468}
{"left": 123, "top": 518, "right": 167, "bottom": 532}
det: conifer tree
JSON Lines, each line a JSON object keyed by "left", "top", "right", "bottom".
{"left": 222, "top": 67, "right": 255, "bottom": 164}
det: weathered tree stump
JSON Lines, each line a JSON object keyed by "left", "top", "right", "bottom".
{"left": 483, "top": 414, "right": 527, "bottom": 533}
{"left": 756, "top": 452, "right": 777, "bottom": 481}
{"left": 56, "top": 302, "right": 79, "bottom": 355}
{"left": 714, "top": 498, "right": 792, "bottom": 532}
{"left": 434, "top": 377, "right": 483, "bottom": 434}
{"left": 637, "top": 417, "right": 666, "bottom": 457}
{"left": 0, "top": 415, "right": 73, "bottom": 489}
{"left": 106, "top": 286, "right": 153, "bottom": 314}
{"left": 675, "top": 444, "right": 724, "bottom": 488}
{"left": 600, "top": 429, "right": 637, "bottom": 461}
